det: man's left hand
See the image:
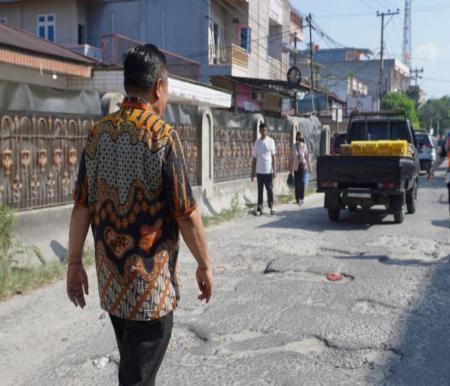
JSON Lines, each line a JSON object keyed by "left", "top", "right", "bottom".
{"left": 67, "top": 263, "right": 89, "bottom": 308}
{"left": 272, "top": 172, "right": 276, "bottom": 179}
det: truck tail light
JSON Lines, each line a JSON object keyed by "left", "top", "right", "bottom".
{"left": 321, "top": 181, "right": 338, "bottom": 188}
{"left": 377, "top": 182, "right": 396, "bottom": 189}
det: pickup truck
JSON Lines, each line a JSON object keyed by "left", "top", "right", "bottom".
{"left": 317, "top": 110, "right": 420, "bottom": 224}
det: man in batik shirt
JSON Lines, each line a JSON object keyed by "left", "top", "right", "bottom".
{"left": 66, "top": 44, "right": 213, "bottom": 386}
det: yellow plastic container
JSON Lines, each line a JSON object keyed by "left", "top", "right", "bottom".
{"left": 340, "top": 144, "right": 352, "bottom": 156}
{"left": 390, "top": 140, "right": 408, "bottom": 156}
{"left": 376, "top": 140, "right": 393, "bottom": 155}
{"left": 351, "top": 141, "right": 378, "bottom": 156}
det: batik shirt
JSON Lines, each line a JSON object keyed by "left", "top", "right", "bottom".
{"left": 74, "top": 97, "right": 197, "bottom": 321}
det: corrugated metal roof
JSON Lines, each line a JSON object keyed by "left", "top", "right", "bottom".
{"left": 0, "top": 23, "right": 96, "bottom": 64}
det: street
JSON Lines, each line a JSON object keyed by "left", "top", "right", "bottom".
{"left": 1, "top": 169, "right": 449, "bottom": 386}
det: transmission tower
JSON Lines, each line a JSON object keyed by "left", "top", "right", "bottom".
{"left": 402, "top": 0, "right": 412, "bottom": 68}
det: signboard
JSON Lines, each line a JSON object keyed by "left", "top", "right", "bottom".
{"left": 347, "top": 95, "right": 374, "bottom": 115}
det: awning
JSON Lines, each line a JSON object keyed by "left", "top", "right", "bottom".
{"left": 168, "top": 76, "right": 232, "bottom": 108}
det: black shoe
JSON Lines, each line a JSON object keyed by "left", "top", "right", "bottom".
{"left": 270, "top": 209, "right": 275, "bottom": 215}
{"left": 255, "top": 207, "right": 262, "bottom": 216}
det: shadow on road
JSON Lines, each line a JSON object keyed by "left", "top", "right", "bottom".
{"left": 432, "top": 218, "right": 450, "bottom": 229}
{"left": 259, "top": 206, "right": 396, "bottom": 232}
{"left": 378, "top": 260, "right": 450, "bottom": 385}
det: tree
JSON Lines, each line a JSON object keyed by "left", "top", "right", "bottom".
{"left": 405, "top": 86, "right": 421, "bottom": 109}
{"left": 381, "top": 91, "right": 420, "bottom": 129}
{"left": 418, "top": 96, "right": 450, "bottom": 137}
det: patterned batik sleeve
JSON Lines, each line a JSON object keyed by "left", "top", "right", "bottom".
{"left": 72, "top": 149, "right": 89, "bottom": 208}
{"left": 163, "top": 128, "right": 197, "bottom": 218}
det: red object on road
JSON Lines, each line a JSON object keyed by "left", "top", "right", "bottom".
{"left": 326, "top": 273, "right": 343, "bottom": 281}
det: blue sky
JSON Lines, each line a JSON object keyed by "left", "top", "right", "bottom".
{"left": 291, "top": 0, "right": 450, "bottom": 99}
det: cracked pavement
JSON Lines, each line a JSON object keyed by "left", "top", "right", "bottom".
{"left": 1, "top": 170, "right": 450, "bottom": 386}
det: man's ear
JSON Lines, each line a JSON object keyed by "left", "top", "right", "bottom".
{"left": 153, "top": 78, "right": 163, "bottom": 100}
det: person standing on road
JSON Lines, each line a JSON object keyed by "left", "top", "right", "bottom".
{"left": 428, "top": 135, "right": 450, "bottom": 215}
{"left": 251, "top": 123, "right": 276, "bottom": 216}
{"left": 66, "top": 44, "right": 213, "bottom": 386}
{"left": 290, "top": 132, "right": 312, "bottom": 205}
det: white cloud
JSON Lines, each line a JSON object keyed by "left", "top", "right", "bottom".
{"left": 416, "top": 42, "right": 441, "bottom": 61}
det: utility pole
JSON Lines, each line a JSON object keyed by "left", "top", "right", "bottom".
{"left": 377, "top": 9, "right": 399, "bottom": 110}
{"left": 294, "top": 32, "right": 298, "bottom": 66}
{"left": 411, "top": 67, "right": 424, "bottom": 86}
{"left": 306, "top": 13, "right": 315, "bottom": 113}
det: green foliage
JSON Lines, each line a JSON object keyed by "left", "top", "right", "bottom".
{"left": 381, "top": 91, "right": 420, "bottom": 129}
{"left": 418, "top": 96, "right": 450, "bottom": 136}
{"left": 202, "top": 194, "right": 244, "bottom": 227}
{"left": 0, "top": 204, "right": 95, "bottom": 300}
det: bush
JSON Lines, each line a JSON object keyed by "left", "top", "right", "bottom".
{"left": 0, "top": 205, "right": 14, "bottom": 290}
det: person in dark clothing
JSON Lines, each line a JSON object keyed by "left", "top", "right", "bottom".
{"left": 290, "top": 132, "right": 312, "bottom": 205}
{"left": 251, "top": 123, "right": 277, "bottom": 215}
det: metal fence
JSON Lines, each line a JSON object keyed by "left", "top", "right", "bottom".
{"left": 174, "top": 124, "right": 200, "bottom": 186}
{"left": 0, "top": 111, "right": 95, "bottom": 210}
{"left": 214, "top": 126, "right": 255, "bottom": 183}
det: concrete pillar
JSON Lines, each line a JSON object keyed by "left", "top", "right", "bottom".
{"left": 199, "top": 107, "right": 214, "bottom": 192}
{"left": 321, "top": 125, "right": 331, "bottom": 155}
{"left": 292, "top": 122, "right": 299, "bottom": 144}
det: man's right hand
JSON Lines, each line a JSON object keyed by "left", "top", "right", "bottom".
{"left": 196, "top": 267, "right": 213, "bottom": 303}
{"left": 427, "top": 171, "right": 434, "bottom": 181}
{"left": 67, "top": 263, "right": 89, "bottom": 308}
{"left": 251, "top": 175, "right": 255, "bottom": 182}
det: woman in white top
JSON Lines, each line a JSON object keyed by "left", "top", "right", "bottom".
{"left": 290, "top": 131, "right": 312, "bottom": 205}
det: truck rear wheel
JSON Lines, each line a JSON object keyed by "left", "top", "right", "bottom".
{"left": 328, "top": 207, "right": 340, "bottom": 221}
{"left": 394, "top": 210, "right": 405, "bottom": 224}
{"left": 391, "top": 195, "right": 405, "bottom": 224}
{"left": 406, "top": 183, "right": 417, "bottom": 214}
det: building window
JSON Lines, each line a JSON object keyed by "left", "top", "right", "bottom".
{"left": 240, "top": 27, "right": 251, "bottom": 53}
{"left": 209, "top": 21, "right": 225, "bottom": 64}
{"left": 0, "top": 17, "right": 7, "bottom": 24}
{"left": 37, "top": 14, "right": 55, "bottom": 42}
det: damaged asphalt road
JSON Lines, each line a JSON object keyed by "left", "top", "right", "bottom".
{"left": 1, "top": 171, "right": 450, "bottom": 386}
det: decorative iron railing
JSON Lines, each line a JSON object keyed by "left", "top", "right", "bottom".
{"left": 0, "top": 111, "right": 96, "bottom": 210}
{"left": 214, "top": 126, "right": 255, "bottom": 183}
{"left": 173, "top": 124, "right": 200, "bottom": 186}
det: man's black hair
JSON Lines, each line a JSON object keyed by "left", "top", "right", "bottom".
{"left": 123, "top": 44, "right": 167, "bottom": 94}
{"left": 259, "top": 123, "right": 268, "bottom": 130}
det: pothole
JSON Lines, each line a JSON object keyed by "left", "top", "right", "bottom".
{"left": 351, "top": 299, "right": 397, "bottom": 315}
{"left": 264, "top": 261, "right": 354, "bottom": 283}
{"left": 366, "top": 235, "right": 449, "bottom": 263}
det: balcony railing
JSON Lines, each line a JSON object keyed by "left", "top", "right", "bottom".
{"left": 101, "top": 34, "right": 200, "bottom": 81}
{"left": 230, "top": 44, "right": 248, "bottom": 68}
{"left": 209, "top": 43, "right": 248, "bottom": 69}
{"left": 268, "top": 56, "right": 282, "bottom": 80}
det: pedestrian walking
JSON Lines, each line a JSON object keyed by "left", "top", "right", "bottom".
{"left": 66, "top": 44, "right": 213, "bottom": 386}
{"left": 251, "top": 123, "right": 276, "bottom": 215}
{"left": 290, "top": 132, "right": 312, "bottom": 205}
{"left": 428, "top": 134, "right": 450, "bottom": 216}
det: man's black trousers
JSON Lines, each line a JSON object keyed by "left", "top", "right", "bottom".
{"left": 109, "top": 312, "right": 173, "bottom": 386}
{"left": 257, "top": 173, "right": 273, "bottom": 210}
